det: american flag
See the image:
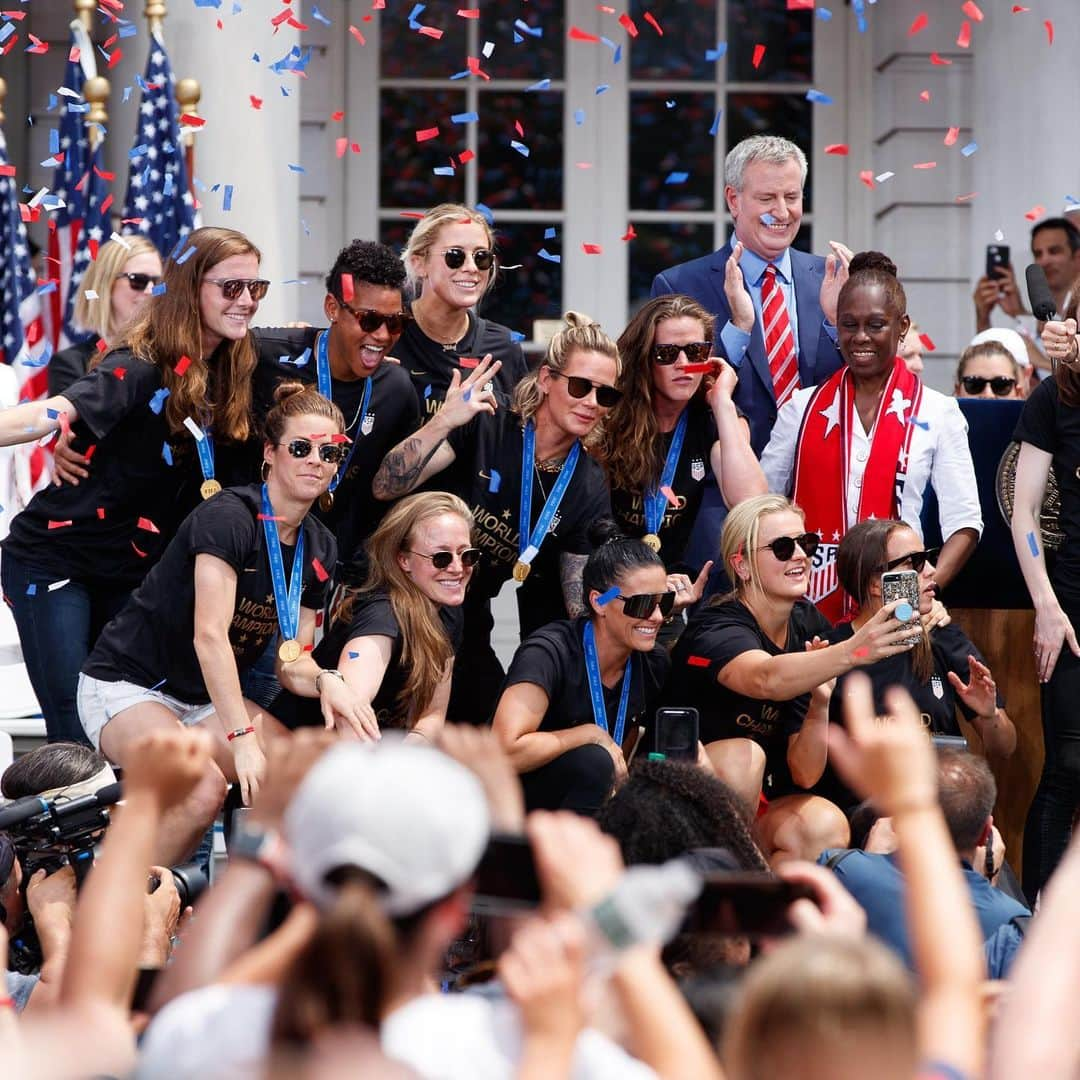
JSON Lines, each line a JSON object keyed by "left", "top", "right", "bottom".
{"left": 122, "top": 30, "right": 195, "bottom": 255}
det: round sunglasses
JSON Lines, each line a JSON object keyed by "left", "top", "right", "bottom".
{"left": 548, "top": 370, "right": 623, "bottom": 408}
{"left": 204, "top": 277, "right": 271, "bottom": 301}
{"left": 960, "top": 375, "right": 1016, "bottom": 397}
{"left": 652, "top": 341, "right": 713, "bottom": 365}
{"left": 758, "top": 532, "right": 821, "bottom": 561}
{"left": 406, "top": 548, "right": 482, "bottom": 570}
{"left": 338, "top": 303, "right": 411, "bottom": 335}
{"left": 615, "top": 591, "right": 677, "bottom": 619}
{"left": 882, "top": 548, "right": 940, "bottom": 573}
{"left": 441, "top": 247, "right": 495, "bottom": 272}
{"left": 280, "top": 437, "right": 348, "bottom": 464}
{"left": 116, "top": 271, "right": 162, "bottom": 291}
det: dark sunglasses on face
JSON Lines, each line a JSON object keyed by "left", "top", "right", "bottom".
{"left": 549, "top": 370, "right": 623, "bottom": 408}
{"left": 960, "top": 375, "right": 1017, "bottom": 397}
{"left": 281, "top": 438, "right": 348, "bottom": 464}
{"left": 203, "top": 277, "right": 271, "bottom": 301}
{"left": 882, "top": 548, "right": 940, "bottom": 573}
{"left": 616, "top": 591, "right": 677, "bottom": 619}
{"left": 116, "top": 271, "right": 162, "bottom": 291}
{"left": 759, "top": 532, "right": 821, "bottom": 561}
{"left": 442, "top": 247, "right": 496, "bottom": 272}
{"left": 407, "top": 548, "right": 482, "bottom": 570}
{"left": 338, "top": 302, "right": 411, "bottom": 335}
{"left": 652, "top": 341, "right": 714, "bottom": 365}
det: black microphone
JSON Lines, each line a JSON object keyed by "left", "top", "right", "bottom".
{"left": 1026, "top": 264, "right": 1058, "bottom": 322}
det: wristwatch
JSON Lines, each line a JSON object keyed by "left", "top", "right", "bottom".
{"left": 229, "top": 820, "right": 280, "bottom": 869}
{"left": 315, "top": 668, "right": 346, "bottom": 694}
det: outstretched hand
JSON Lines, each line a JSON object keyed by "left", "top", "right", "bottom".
{"left": 439, "top": 354, "right": 502, "bottom": 429}
{"left": 819, "top": 241, "right": 853, "bottom": 325}
{"left": 723, "top": 242, "right": 756, "bottom": 333}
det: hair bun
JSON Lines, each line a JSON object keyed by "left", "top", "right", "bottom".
{"left": 588, "top": 517, "right": 628, "bottom": 549}
{"left": 272, "top": 380, "right": 309, "bottom": 405}
{"left": 562, "top": 310, "right": 600, "bottom": 331}
{"left": 848, "top": 251, "right": 898, "bottom": 277}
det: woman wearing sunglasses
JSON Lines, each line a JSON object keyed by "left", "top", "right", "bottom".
{"left": 398, "top": 203, "right": 527, "bottom": 419}
{"left": 601, "top": 293, "right": 766, "bottom": 598}
{"left": 0, "top": 226, "right": 267, "bottom": 747}
{"left": 664, "top": 494, "right": 917, "bottom": 861}
{"left": 494, "top": 522, "right": 671, "bottom": 814}
{"left": 954, "top": 340, "right": 1025, "bottom": 400}
{"left": 760, "top": 251, "right": 982, "bottom": 623}
{"left": 48, "top": 236, "right": 163, "bottom": 396}
{"left": 77, "top": 383, "right": 363, "bottom": 861}
{"left": 271, "top": 492, "right": 474, "bottom": 742}
{"left": 373, "top": 312, "right": 618, "bottom": 725}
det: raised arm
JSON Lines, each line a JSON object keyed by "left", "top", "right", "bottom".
{"left": 0, "top": 394, "right": 77, "bottom": 447}
{"left": 706, "top": 359, "right": 767, "bottom": 507}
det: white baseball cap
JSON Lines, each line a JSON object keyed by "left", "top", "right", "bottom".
{"left": 284, "top": 738, "right": 490, "bottom": 915}
{"left": 969, "top": 327, "right": 1031, "bottom": 369}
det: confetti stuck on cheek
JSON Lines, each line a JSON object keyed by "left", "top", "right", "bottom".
{"left": 1027, "top": 531, "right": 1040, "bottom": 557}
{"left": 596, "top": 586, "right": 620, "bottom": 607}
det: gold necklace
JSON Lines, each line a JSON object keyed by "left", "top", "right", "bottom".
{"left": 414, "top": 305, "right": 470, "bottom": 351}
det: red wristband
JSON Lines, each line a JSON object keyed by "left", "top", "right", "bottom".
{"left": 226, "top": 725, "right": 256, "bottom": 742}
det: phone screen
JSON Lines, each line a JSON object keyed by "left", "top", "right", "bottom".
{"left": 655, "top": 707, "right": 699, "bottom": 761}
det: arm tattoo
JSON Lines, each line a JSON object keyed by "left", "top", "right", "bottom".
{"left": 373, "top": 434, "right": 446, "bottom": 499}
{"left": 560, "top": 553, "right": 588, "bottom": 617}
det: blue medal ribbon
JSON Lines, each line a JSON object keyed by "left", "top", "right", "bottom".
{"left": 316, "top": 330, "right": 371, "bottom": 495}
{"left": 195, "top": 426, "right": 215, "bottom": 484}
{"left": 643, "top": 408, "right": 688, "bottom": 538}
{"left": 583, "top": 621, "right": 632, "bottom": 746}
{"left": 261, "top": 483, "right": 305, "bottom": 643}
{"left": 518, "top": 420, "right": 581, "bottom": 567}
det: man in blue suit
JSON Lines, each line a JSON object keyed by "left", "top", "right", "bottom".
{"left": 651, "top": 135, "right": 849, "bottom": 455}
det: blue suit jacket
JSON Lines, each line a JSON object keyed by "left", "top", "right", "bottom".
{"left": 651, "top": 242, "right": 842, "bottom": 455}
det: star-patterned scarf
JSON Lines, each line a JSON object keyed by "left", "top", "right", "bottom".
{"left": 791, "top": 357, "right": 922, "bottom": 622}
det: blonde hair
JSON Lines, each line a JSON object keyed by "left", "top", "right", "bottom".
{"left": 512, "top": 311, "right": 621, "bottom": 426}
{"left": 717, "top": 494, "right": 803, "bottom": 603}
{"left": 73, "top": 235, "right": 160, "bottom": 341}
{"left": 723, "top": 936, "right": 916, "bottom": 1080}
{"left": 343, "top": 492, "right": 474, "bottom": 725}
{"left": 403, "top": 203, "right": 496, "bottom": 298}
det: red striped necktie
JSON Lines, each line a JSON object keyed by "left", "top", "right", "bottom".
{"left": 761, "top": 263, "right": 800, "bottom": 407}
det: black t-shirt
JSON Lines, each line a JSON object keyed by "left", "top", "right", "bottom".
{"left": 1014, "top": 377, "right": 1080, "bottom": 606}
{"left": 663, "top": 598, "right": 833, "bottom": 792}
{"left": 252, "top": 328, "right": 422, "bottom": 571}
{"left": 84, "top": 484, "right": 336, "bottom": 704}
{"left": 502, "top": 617, "right": 671, "bottom": 741}
{"left": 394, "top": 311, "right": 528, "bottom": 422}
{"left": 2, "top": 349, "right": 207, "bottom": 587}
{"left": 272, "top": 589, "right": 465, "bottom": 730}
{"left": 48, "top": 338, "right": 97, "bottom": 397}
{"left": 609, "top": 399, "right": 718, "bottom": 575}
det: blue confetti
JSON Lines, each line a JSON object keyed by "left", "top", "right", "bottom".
{"left": 596, "top": 586, "right": 620, "bottom": 607}
{"left": 488, "top": 469, "right": 501, "bottom": 493}
{"left": 665, "top": 100, "right": 676, "bottom": 109}
{"left": 163, "top": 173, "right": 174, "bottom": 197}
{"left": 162, "top": 443, "right": 173, "bottom": 466}
{"left": 348, "top": 651, "right": 360, "bottom": 660}
{"left": 525, "top": 78, "right": 551, "bottom": 92}
{"left": 510, "top": 140, "right": 530, "bottom": 157}
{"left": 175, "top": 244, "right": 197, "bottom": 265}
{"left": 475, "top": 203, "right": 495, "bottom": 225}
{"left": 909, "top": 417, "right": 930, "bottom": 431}
{"left": 816, "top": 7, "right": 833, "bottom": 20}
{"left": 0, "top": 22, "right": 14, "bottom": 43}
{"left": 513, "top": 31, "right": 523, "bottom": 43}
{"left": 251, "top": 52, "right": 260, "bottom": 62}
{"left": 510, "top": 331, "right": 526, "bottom": 343}
{"left": 613, "top": 44, "right": 622, "bottom": 63}
{"left": 544, "top": 227, "right": 557, "bottom": 239}
{"left": 46, "top": 408, "right": 59, "bottom": 419}
{"left": 462, "top": 388, "right": 472, "bottom": 402}
{"left": 407, "top": 3, "right": 424, "bottom": 29}
{"left": 223, "top": 184, "right": 234, "bottom": 210}
{"left": 538, "top": 248, "right": 561, "bottom": 263}
{"left": 288, "top": 163, "right": 306, "bottom": 173}
{"left": 451, "top": 111, "right": 479, "bottom": 123}
{"left": 574, "top": 108, "right": 585, "bottom": 126}
{"left": 961, "top": 142, "right": 978, "bottom": 157}
{"left": 311, "top": 5, "right": 331, "bottom": 25}
{"left": 760, "top": 212, "right": 776, "bottom": 224}
{"left": 433, "top": 166, "right": 456, "bottom": 176}
{"left": 665, "top": 171, "right": 689, "bottom": 185}
{"left": 128, "top": 143, "right": 150, "bottom": 159}
{"left": 25, "top": 584, "right": 36, "bottom": 597}
{"left": 118, "top": 23, "right": 138, "bottom": 37}
{"left": 35, "top": 280, "right": 57, "bottom": 296}
{"left": 706, "top": 42, "right": 728, "bottom": 61}
{"left": 49, "top": 128, "right": 58, "bottom": 155}
{"left": 1027, "top": 531, "right": 1040, "bottom": 558}
{"left": 596, "top": 84, "right": 610, "bottom": 95}
{"left": 424, "top": 384, "right": 432, "bottom": 399}
{"left": 709, "top": 110, "right": 723, "bottom": 136}
{"left": 148, "top": 678, "right": 168, "bottom": 691}
{"left": 151, "top": 282, "right": 167, "bottom": 295}
{"left": 194, "top": 0, "right": 222, "bottom": 7}
{"left": 149, "top": 388, "right": 171, "bottom": 415}
{"left": 122, "top": 86, "right": 133, "bottom": 103}
{"left": 514, "top": 19, "right": 542, "bottom": 37}
{"left": 805, "top": 89, "right": 833, "bottom": 105}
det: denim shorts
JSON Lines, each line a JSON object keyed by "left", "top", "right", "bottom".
{"left": 77, "top": 673, "right": 216, "bottom": 751}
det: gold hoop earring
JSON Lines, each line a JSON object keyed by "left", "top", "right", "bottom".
{"left": 261, "top": 461, "right": 271, "bottom": 482}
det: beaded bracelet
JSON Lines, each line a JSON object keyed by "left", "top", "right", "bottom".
{"left": 226, "top": 725, "right": 256, "bottom": 742}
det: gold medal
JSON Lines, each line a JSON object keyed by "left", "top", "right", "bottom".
{"left": 278, "top": 638, "right": 303, "bottom": 664}
{"left": 200, "top": 479, "right": 222, "bottom": 500}
{"left": 512, "top": 560, "right": 531, "bottom": 583}
{"left": 642, "top": 533, "right": 662, "bottom": 552}
{"left": 319, "top": 491, "right": 334, "bottom": 512}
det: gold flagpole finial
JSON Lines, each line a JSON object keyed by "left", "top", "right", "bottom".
{"left": 84, "top": 75, "right": 110, "bottom": 151}
{"left": 176, "top": 77, "right": 201, "bottom": 148}
{"left": 74, "top": 0, "right": 96, "bottom": 33}
{"left": 0, "top": 77, "right": 7, "bottom": 127}
{"left": 145, "top": 0, "right": 166, "bottom": 36}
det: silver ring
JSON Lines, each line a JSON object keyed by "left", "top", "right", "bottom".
{"left": 674, "top": 583, "right": 686, "bottom": 592}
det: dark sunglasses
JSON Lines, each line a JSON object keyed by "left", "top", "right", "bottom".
{"left": 616, "top": 591, "right": 677, "bottom": 619}
{"left": 882, "top": 548, "right": 940, "bottom": 573}
{"left": 203, "top": 277, "right": 271, "bottom": 301}
{"left": 549, "top": 370, "right": 623, "bottom": 408}
{"left": 759, "top": 532, "right": 820, "bottom": 561}
{"left": 960, "top": 375, "right": 1017, "bottom": 397}
{"left": 339, "top": 303, "right": 411, "bottom": 335}
{"left": 281, "top": 438, "right": 348, "bottom": 464}
{"left": 116, "top": 271, "right": 162, "bottom": 291}
{"left": 652, "top": 341, "right": 713, "bottom": 365}
{"left": 407, "top": 548, "right": 482, "bottom": 570}
{"left": 442, "top": 247, "right": 495, "bottom": 271}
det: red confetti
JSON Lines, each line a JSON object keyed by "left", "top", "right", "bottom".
{"left": 112, "top": 367, "right": 127, "bottom": 380}
{"left": 582, "top": 243, "right": 603, "bottom": 255}
{"left": 956, "top": 20, "right": 971, "bottom": 48}
{"left": 93, "top": 164, "right": 116, "bottom": 181}
{"left": 568, "top": 25, "right": 600, "bottom": 42}
{"left": 466, "top": 56, "right": 490, "bottom": 80}
{"left": 618, "top": 12, "right": 638, "bottom": 37}
{"left": 84, "top": 444, "right": 97, "bottom": 461}
{"left": 458, "top": 149, "right": 475, "bottom": 165}
{"left": 918, "top": 333, "right": 936, "bottom": 352}
{"left": 955, "top": 192, "right": 978, "bottom": 202}
{"left": 179, "top": 113, "right": 205, "bottom": 128}
{"left": 399, "top": 211, "right": 426, "bottom": 219}
{"left": 329, "top": 433, "right": 351, "bottom": 444}
{"left": 0, "top": 165, "right": 14, "bottom": 177}
{"left": 643, "top": 10, "right": 663, "bottom": 35}
{"left": 681, "top": 362, "right": 717, "bottom": 374}
{"left": 859, "top": 170, "right": 875, "bottom": 188}
{"left": 458, "top": 357, "right": 480, "bottom": 368}
{"left": 418, "top": 26, "right": 443, "bottom": 39}
{"left": 335, "top": 137, "right": 347, "bottom": 158}
{"left": 174, "top": 355, "right": 192, "bottom": 376}
{"left": 96, "top": 507, "right": 105, "bottom": 520}
{"left": 962, "top": 1, "right": 984, "bottom": 20}
{"left": 929, "top": 52, "right": 952, "bottom": 65}
{"left": 786, "top": 0, "right": 815, "bottom": 8}
{"left": 687, "top": 655, "right": 711, "bottom": 668}
{"left": 852, "top": 646, "right": 871, "bottom": 660}
{"left": 752, "top": 44, "right": 765, "bottom": 68}
{"left": 919, "top": 90, "right": 931, "bottom": 102}
{"left": 68, "top": 44, "right": 80, "bottom": 62}
{"left": 908, "top": 11, "right": 929, "bottom": 35}
{"left": 132, "top": 543, "right": 148, "bottom": 558}
{"left": 1045, "top": 19, "right": 1054, "bottom": 45}
{"left": 137, "top": 517, "right": 160, "bottom": 533}
{"left": 944, "top": 126, "right": 960, "bottom": 146}
{"left": 47, "top": 520, "right": 73, "bottom": 530}
{"left": 514, "top": 120, "right": 524, "bottom": 137}
{"left": 1011, "top": 5, "right": 1029, "bottom": 11}
{"left": 25, "top": 33, "right": 47, "bottom": 54}
{"left": 621, "top": 223, "right": 637, "bottom": 242}
{"left": 330, "top": 110, "right": 345, "bottom": 121}
{"left": 340, "top": 273, "right": 354, "bottom": 302}
{"left": 913, "top": 161, "right": 937, "bottom": 169}
{"left": 415, "top": 127, "right": 439, "bottom": 142}
{"left": 311, "top": 558, "right": 329, "bottom": 582}
{"left": 457, "top": 7, "right": 479, "bottom": 16}
{"left": 271, "top": 6, "right": 293, "bottom": 26}
{"left": 1025, "top": 204, "right": 1047, "bottom": 221}
{"left": 107, "top": 48, "right": 122, "bottom": 69}
{"left": 348, "top": 24, "right": 366, "bottom": 45}
{"left": 824, "top": 144, "right": 849, "bottom": 155}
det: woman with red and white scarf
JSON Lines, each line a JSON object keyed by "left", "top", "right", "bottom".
{"left": 760, "top": 252, "right": 981, "bottom": 624}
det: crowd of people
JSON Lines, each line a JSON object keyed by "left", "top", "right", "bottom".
{"left": 1, "top": 132, "right": 1079, "bottom": 1076}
